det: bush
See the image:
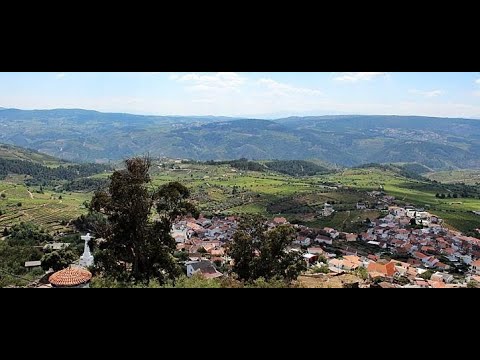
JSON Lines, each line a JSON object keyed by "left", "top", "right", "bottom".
{"left": 312, "top": 264, "right": 330, "bottom": 274}
{"left": 419, "top": 270, "right": 433, "bottom": 280}
{"left": 467, "top": 280, "right": 478, "bottom": 288}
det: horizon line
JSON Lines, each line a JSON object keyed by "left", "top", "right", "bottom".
{"left": 1, "top": 106, "right": 479, "bottom": 121}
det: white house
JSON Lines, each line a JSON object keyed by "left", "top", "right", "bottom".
{"left": 294, "top": 237, "right": 311, "bottom": 246}
{"left": 186, "top": 260, "right": 223, "bottom": 279}
{"left": 322, "top": 203, "right": 334, "bottom": 217}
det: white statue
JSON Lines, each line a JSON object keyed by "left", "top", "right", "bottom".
{"left": 80, "top": 233, "right": 95, "bottom": 267}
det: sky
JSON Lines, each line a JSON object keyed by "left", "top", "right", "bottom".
{"left": 1, "top": 72, "right": 480, "bottom": 118}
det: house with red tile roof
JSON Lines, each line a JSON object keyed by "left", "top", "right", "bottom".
{"left": 367, "top": 261, "right": 396, "bottom": 278}
{"left": 49, "top": 266, "right": 92, "bottom": 288}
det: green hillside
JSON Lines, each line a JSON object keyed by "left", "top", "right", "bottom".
{"left": 2, "top": 109, "right": 480, "bottom": 170}
{"left": 0, "top": 143, "right": 67, "bottom": 166}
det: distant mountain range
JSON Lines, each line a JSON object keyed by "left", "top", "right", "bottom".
{"left": 1, "top": 108, "right": 480, "bottom": 170}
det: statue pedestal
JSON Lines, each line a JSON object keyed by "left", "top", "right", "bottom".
{"left": 80, "top": 233, "right": 95, "bottom": 268}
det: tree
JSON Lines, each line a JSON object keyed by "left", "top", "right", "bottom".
{"left": 452, "top": 193, "right": 458, "bottom": 198}
{"left": 90, "top": 157, "right": 197, "bottom": 285}
{"left": 467, "top": 280, "right": 478, "bottom": 288}
{"left": 227, "top": 215, "right": 306, "bottom": 283}
{"left": 440, "top": 193, "right": 445, "bottom": 199}
{"left": 41, "top": 249, "right": 77, "bottom": 272}
{"left": 419, "top": 270, "right": 433, "bottom": 280}
{"left": 355, "top": 266, "right": 368, "bottom": 281}
{"left": 435, "top": 193, "right": 440, "bottom": 198}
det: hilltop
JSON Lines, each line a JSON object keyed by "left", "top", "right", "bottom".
{"left": 1, "top": 108, "right": 480, "bottom": 169}
{"left": 0, "top": 143, "right": 68, "bottom": 166}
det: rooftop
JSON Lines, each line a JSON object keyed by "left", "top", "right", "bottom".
{"left": 49, "top": 266, "right": 92, "bottom": 287}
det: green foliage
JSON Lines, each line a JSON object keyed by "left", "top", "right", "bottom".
{"left": 312, "top": 265, "right": 330, "bottom": 274}
{"left": 167, "top": 274, "right": 222, "bottom": 288}
{"left": 419, "top": 270, "right": 433, "bottom": 280}
{"left": 91, "top": 157, "right": 197, "bottom": 285}
{"left": 204, "top": 159, "right": 265, "bottom": 172}
{"left": 227, "top": 216, "right": 306, "bottom": 283}
{"left": 355, "top": 266, "right": 369, "bottom": 280}
{"left": 173, "top": 251, "right": 189, "bottom": 262}
{"left": 0, "top": 157, "right": 111, "bottom": 186}
{"left": 0, "top": 223, "right": 47, "bottom": 286}
{"left": 73, "top": 212, "right": 107, "bottom": 233}
{"left": 90, "top": 273, "right": 298, "bottom": 288}
{"left": 41, "top": 249, "right": 77, "bottom": 271}
{"left": 62, "top": 178, "right": 110, "bottom": 192}
{"left": 265, "top": 160, "right": 329, "bottom": 176}
{"left": 467, "top": 280, "right": 478, "bottom": 288}
{"left": 7, "top": 222, "right": 53, "bottom": 246}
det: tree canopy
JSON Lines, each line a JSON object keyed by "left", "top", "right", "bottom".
{"left": 227, "top": 215, "right": 306, "bottom": 283}
{"left": 90, "top": 156, "right": 197, "bottom": 284}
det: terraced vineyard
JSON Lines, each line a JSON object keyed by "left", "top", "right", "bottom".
{"left": 2, "top": 159, "right": 479, "bottom": 235}
{"left": 0, "top": 182, "right": 91, "bottom": 233}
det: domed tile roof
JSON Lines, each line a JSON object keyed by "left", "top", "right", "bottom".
{"left": 49, "top": 266, "right": 92, "bottom": 287}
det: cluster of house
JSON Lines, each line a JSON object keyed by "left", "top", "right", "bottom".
{"left": 173, "top": 215, "right": 305, "bottom": 279}
{"left": 175, "top": 205, "right": 480, "bottom": 287}
{"left": 313, "top": 205, "right": 480, "bottom": 288}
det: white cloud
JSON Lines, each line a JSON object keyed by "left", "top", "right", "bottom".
{"left": 56, "top": 73, "right": 66, "bottom": 79}
{"left": 409, "top": 89, "right": 443, "bottom": 98}
{"left": 476, "top": 78, "right": 480, "bottom": 85}
{"left": 474, "top": 91, "right": 480, "bottom": 97}
{"left": 173, "top": 72, "right": 246, "bottom": 91}
{"left": 333, "top": 72, "right": 386, "bottom": 82}
{"left": 258, "top": 78, "right": 322, "bottom": 96}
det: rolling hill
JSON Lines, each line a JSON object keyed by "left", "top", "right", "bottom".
{"left": 1, "top": 108, "right": 480, "bottom": 170}
{"left": 0, "top": 143, "right": 68, "bottom": 166}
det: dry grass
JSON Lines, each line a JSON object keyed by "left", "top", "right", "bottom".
{"left": 298, "top": 273, "right": 366, "bottom": 288}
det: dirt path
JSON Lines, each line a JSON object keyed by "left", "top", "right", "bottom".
{"left": 341, "top": 210, "right": 351, "bottom": 227}
{"left": 27, "top": 190, "right": 34, "bottom": 199}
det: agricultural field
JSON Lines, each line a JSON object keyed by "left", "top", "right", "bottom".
{"left": 425, "top": 170, "right": 480, "bottom": 185}
{"left": 323, "top": 168, "right": 480, "bottom": 233}
{"left": 0, "top": 181, "right": 90, "bottom": 234}
{"left": 3, "top": 159, "right": 479, "bottom": 236}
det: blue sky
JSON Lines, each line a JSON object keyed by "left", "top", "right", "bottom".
{"left": 1, "top": 72, "right": 480, "bottom": 118}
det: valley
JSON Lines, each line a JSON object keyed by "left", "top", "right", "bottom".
{"left": 1, "top": 146, "right": 478, "bottom": 236}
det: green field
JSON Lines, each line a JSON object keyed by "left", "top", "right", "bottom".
{"left": 425, "top": 170, "right": 480, "bottom": 185}
{"left": 323, "top": 168, "right": 480, "bottom": 233}
{"left": 0, "top": 182, "right": 90, "bottom": 233}
{"left": 1, "top": 160, "right": 479, "bottom": 235}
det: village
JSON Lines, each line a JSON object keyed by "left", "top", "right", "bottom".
{"left": 173, "top": 203, "right": 480, "bottom": 288}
